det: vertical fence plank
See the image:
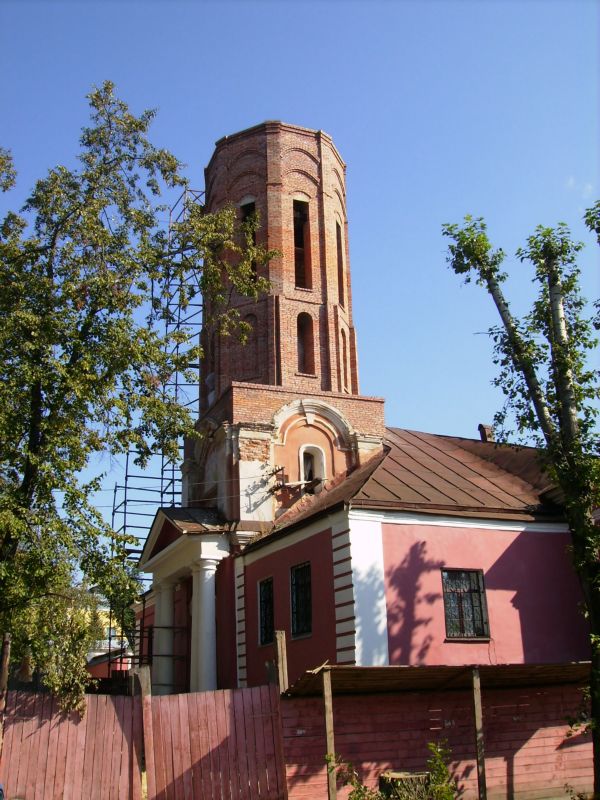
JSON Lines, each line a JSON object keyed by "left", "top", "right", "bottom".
{"left": 253, "top": 686, "right": 269, "bottom": 797}
{"left": 160, "top": 695, "right": 175, "bottom": 799}
{"left": 187, "top": 691, "right": 203, "bottom": 799}
{"left": 178, "top": 693, "right": 193, "bottom": 799}
{"left": 232, "top": 688, "right": 251, "bottom": 800}
{"left": 52, "top": 707, "right": 70, "bottom": 799}
{"left": 131, "top": 695, "right": 144, "bottom": 800}
{"left": 33, "top": 693, "right": 54, "bottom": 800}
{"left": 80, "top": 694, "right": 98, "bottom": 800}
{"left": 13, "top": 692, "right": 32, "bottom": 796}
{"left": 61, "top": 704, "right": 83, "bottom": 800}
{"left": 196, "top": 691, "right": 215, "bottom": 800}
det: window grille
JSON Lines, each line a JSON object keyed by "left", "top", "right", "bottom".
{"left": 291, "top": 562, "right": 312, "bottom": 637}
{"left": 441, "top": 569, "right": 489, "bottom": 639}
{"left": 259, "top": 577, "right": 274, "bottom": 646}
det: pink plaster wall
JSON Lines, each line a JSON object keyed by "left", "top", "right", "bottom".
{"left": 381, "top": 523, "right": 590, "bottom": 666}
{"left": 243, "top": 528, "right": 337, "bottom": 687}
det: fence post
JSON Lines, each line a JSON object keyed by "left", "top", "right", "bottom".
{"left": 323, "top": 668, "right": 336, "bottom": 800}
{"left": 135, "top": 665, "right": 156, "bottom": 800}
{"left": 275, "top": 630, "right": 289, "bottom": 692}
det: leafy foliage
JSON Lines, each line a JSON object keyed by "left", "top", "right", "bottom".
{"left": 326, "top": 739, "right": 457, "bottom": 799}
{"left": 443, "top": 208, "right": 599, "bottom": 791}
{"left": 0, "top": 82, "right": 274, "bottom": 706}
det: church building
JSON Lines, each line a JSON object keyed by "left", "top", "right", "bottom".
{"left": 137, "top": 120, "right": 589, "bottom": 699}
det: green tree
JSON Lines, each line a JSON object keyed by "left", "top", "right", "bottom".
{"left": 0, "top": 82, "right": 273, "bottom": 706}
{"left": 442, "top": 207, "right": 600, "bottom": 792}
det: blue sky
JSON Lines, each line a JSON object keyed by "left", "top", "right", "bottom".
{"left": 1, "top": 0, "right": 598, "bottom": 515}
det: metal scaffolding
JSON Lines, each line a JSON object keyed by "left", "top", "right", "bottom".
{"left": 102, "top": 189, "right": 205, "bottom": 688}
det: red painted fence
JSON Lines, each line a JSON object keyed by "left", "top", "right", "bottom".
{"left": 0, "top": 691, "right": 142, "bottom": 800}
{"left": 282, "top": 684, "right": 592, "bottom": 800}
{"left": 144, "top": 684, "right": 288, "bottom": 800}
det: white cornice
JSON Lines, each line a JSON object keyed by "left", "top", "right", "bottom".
{"left": 348, "top": 508, "right": 569, "bottom": 533}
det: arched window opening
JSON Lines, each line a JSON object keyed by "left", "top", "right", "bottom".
{"left": 300, "top": 445, "right": 326, "bottom": 494}
{"left": 336, "top": 221, "right": 345, "bottom": 307}
{"left": 240, "top": 201, "right": 257, "bottom": 276}
{"left": 297, "top": 313, "right": 315, "bottom": 374}
{"left": 341, "top": 328, "right": 348, "bottom": 392}
{"left": 293, "top": 200, "right": 311, "bottom": 288}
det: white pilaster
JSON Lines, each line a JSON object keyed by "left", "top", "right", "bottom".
{"left": 190, "top": 558, "right": 220, "bottom": 692}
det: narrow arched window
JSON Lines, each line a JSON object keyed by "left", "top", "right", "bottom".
{"left": 297, "top": 313, "right": 315, "bottom": 374}
{"left": 294, "top": 200, "right": 311, "bottom": 288}
{"left": 300, "top": 445, "right": 326, "bottom": 494}
{"left": 240, "top": 201, "right": 257, "bottom": 277}
{"left": 336, "top": 222, "right": 345, "bottom": 307}
{"left": 341, "top": 328, "right": 348, "bottom": 392}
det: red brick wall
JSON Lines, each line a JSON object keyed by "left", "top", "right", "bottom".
{"left": 201, "top": 121, "right": 360, "bottom": 407}
{"left": 282, "top": 685, "right": 592, "bottom": 799}
{"left": 208, "top": 382, "right": 385, "bottom": 443}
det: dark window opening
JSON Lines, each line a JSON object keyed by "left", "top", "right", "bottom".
{"left": 241, "top": 201, "right": 257, "bottom": 276}
{"left": 442, "top": 569, "right": 489, "bottom": 639}
{"left": 336, "top": 222, "right": 345, "bottom": 306}
{"left": 297, "top": 313, "right": 315, "bottom": 374}
{"left": 293, "top": 200, "right": 311, "bottom": 288}
{"left": 291, "top": 562, "right": 311, "bottom": 637}
{"left": 303, "top": 451, "right": 315, "bottom": 483}
{"left": 341, "top": 328, "right": 348, "bottom": 392}
{"left": 259, "top": 577, "right": 274, "bottom": 646}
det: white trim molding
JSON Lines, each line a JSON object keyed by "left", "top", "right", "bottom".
{"left": 348, "top": 508, "right": 569, "bottom": 533}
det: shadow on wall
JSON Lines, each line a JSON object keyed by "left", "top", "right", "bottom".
{"left": 386, "top": 541, "right": 443, "bottom": 665}
{"left": 484, "top": 530, "right": 590, "bottom": 663}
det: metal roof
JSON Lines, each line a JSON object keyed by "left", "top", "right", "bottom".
{"left": 283, "top": 662, "right": 590, "bottom": 697}
{"left": 268, "top": 428, "right": 561, "bottom": 541}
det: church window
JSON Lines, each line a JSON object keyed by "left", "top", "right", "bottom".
{"left": 293, "top": 200, "right": 311, "bottom": 288}
{"left": 299, "top": 445, "right": 326, "bottom": 493}
{"left": 259, "top": 577, "right": 274, "bottom": 646}
{"left": 291, "top": 562, "right": 312, "bottom": 637}
{"left": 336, "top": 221, "right": 345, "bottom": 307}
{"left": 341, "top": 328, "right": 348, "bottom": 392}
{"left": 297, "top": 313, "right": 315, "bottom": 374}
{"left": 241, "top": 201, "right": 257, "bottom": 276}
{"left": 441, "top": 569, "right": 489, "bottom": 639}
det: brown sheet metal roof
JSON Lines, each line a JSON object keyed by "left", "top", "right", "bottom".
{"left": 284, "top": 662, "right": 590, "bottom": 697}
{"left": 352, "top": 429, "right": 560, "bottom": 520}
{"left": 267, "top": 429, "right": 561, "bottom": 541}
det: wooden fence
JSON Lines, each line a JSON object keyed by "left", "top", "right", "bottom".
{"left": 144, "top": 684, "right": 287, "bottom": 799}
{"left": 0, "top": 684, "right": 287, "bottom": 799}
{"left": 0, "top": 691, "right": 143, "bottom": 799}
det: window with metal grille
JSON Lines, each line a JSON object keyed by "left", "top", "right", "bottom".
{"left": 441, "top": 569, "right": 489, "bottom": 639}
{"left": 291, "top": 562, "right": 312, "bottom": 637}
{"left": 259, "top": 577, "right": 274, "bottom": 646}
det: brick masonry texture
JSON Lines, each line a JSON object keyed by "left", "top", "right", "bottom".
{"left": 200, "top": 121, "right": 360, "bottom": 410}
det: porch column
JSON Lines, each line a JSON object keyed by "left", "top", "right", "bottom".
{"left": 190, "top": 558, "right": 220, "bottom": 692}
{"left": 153, "top": 579, "right": 175, "bottom": 695}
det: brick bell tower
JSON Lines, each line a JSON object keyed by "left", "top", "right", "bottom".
{"left": 182, "top": 122, "right": 385, "bottom": 524}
